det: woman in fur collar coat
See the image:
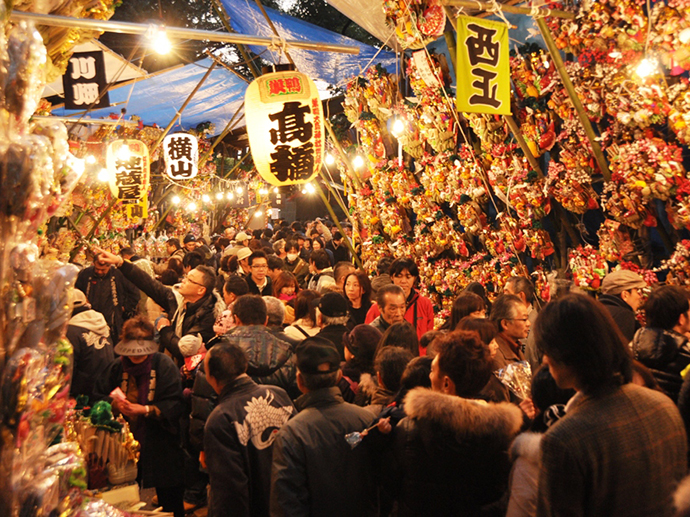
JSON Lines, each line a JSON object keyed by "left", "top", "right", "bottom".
{"left": 383, "top": 330, "right": 523, "bottom": 516}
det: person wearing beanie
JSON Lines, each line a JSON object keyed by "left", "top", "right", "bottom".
{"left": 270, "top": 337, "right": 377, "bottom": 517}
{"left": 315, "top": 292, "right": 351, "bottom": 360}
{"left": 338, "top": 325, "right": 382, "bottom": 405}
{"left": 183, "top": 234, "right": 197, "bottom": 253}
{"left": 67, "top": 289, "right": 115, "bottom": 403}
{"left": 598, "top": 269, "right": 647, "bottom": 343}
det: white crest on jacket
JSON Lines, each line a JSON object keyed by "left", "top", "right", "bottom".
{"left": 82, "top": 330, "right": 108, "bottom": 350}
{"left": 234, "top": 390, "right": 293, "bottom": 449}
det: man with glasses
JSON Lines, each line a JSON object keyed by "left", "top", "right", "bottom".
{"left": 246, "top": 251, "right": 273, "bottom": 297}
{"left": 489, "top": 294, "right": 530, "bottom": 372}
{"left": 599, "top": 269, "right": 647, "bottom": 343}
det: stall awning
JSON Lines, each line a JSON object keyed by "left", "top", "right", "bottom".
{"left": 218, "top": 0, "right": 398, "bottom": 85}
{"left": 51, "top": 58, "right": 247, "bottom": 130}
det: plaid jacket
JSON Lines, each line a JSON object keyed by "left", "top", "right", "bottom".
{"left": 537, "top": 383, "right": 687, "bottom": 517}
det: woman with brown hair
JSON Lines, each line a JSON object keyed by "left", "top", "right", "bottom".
{"left": 273, "top": 271, "right": 300, "bottom": 324}
{"left": 343, "top": 270, "right": 373, "bottom": 326}
{"left": 95, "top": 316, "right": 185, "bottom": 517}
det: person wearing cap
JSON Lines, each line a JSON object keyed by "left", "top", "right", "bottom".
{"left": 314, "top": 292, "right": 352, "bottom": 360}
{"left": 183, "top": 234, "right": 198, "bottom": 253}
{"left": 631, "top": 285, "right": 690, "bottom": 402}
{"left": 67, "top": 288, "right": 114, "bottom": 403}
{"left": 339, "top": 325, "right": 382, "bottom": 405}
{"left": 94, "top": 316, "right": 185, "bottom": 517}
{"left": 204, "top": 343, "right": 294, "bottom": 517}
{"left": 236, "top": 247, "right": 252, "bottom": 276}
{"left": 270, "top": 337, "right": 377, "bottom": 517}
{"left": 598, "top": 269, "right": 648, "bottom": 343}
{"left": 225, "top": 232, "right": 251, "bottom": 257}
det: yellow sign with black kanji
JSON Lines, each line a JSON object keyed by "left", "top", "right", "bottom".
{"left": 457, "top": 16, "right": 511, "bottom": 115}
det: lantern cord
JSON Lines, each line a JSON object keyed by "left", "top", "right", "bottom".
{"left": 267, "top": 35, "right": 288, "bottom": 56}
{"left": 486, "top": 0, "right": 512, "bottom": 28}
{"left": 529, "top": 5, "right": 552, "bottom": 19}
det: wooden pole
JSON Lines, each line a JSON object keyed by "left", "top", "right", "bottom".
{"left": 313, "top": 182, "right": 364, "bottom": 269}
{"left": 151, "top": 61, "right": 218, "bottom": 153}
{"left": 535, "top": 17, "right": 611, "bottom": 181}
{"left": 84, "top": 198, "right": 118, "bottom": 242}
{"left": 198, "top": 104, "right": 245, "bottom": 167}
{"left": 211, "top": 0, "right": 261, "bottom": 79}
{"left": 442, "top": 0, "right": 576, "bottom": 19}
{"left": 504, "top": 115, "right": 544, "bottom": 178}
{"left": 223, "top": 153, "right": 251, "bottom": 179}
{"left": 254, "top": 0, "right": 296, "bottom": 66}
{"left": 324, "top": 120, "right": 363, "bottom": 190}
{"left": 319, "top": 167, "right": 358, "bottom": 230}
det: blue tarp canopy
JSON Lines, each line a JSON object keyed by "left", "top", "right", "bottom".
{"left": 218, "top": 0, "right": 397, "bottom": 86}
{"left": 53, "top": 58, "right": 247, "bottom": 131}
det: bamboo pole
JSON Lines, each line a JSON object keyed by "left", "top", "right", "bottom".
{"left": 319, "top": 167, "right": 358, "bottom": 230}
{"left": 211, "top": 0, "right": 261, "bottom": 79}
{"left": 324, "top": 121, "right": 363, "bottom": 190}
{"left": 442, "top": 0, "right": 576, "bottom": 19}
{"left": 151, "top": 61, "right": 218, "bottom": 153}
{"left": 84, "top": 198, "right": 118, "bottom": 243}
{"left": 535, "top": 17, "right": 611, "bottom": 181}
{"left": 199, "top": 104, "right": 245, "bottom": 167}
{"left": 504, "top": 115, "right": 544, "bottom": 178}
{"left": 313, "top": 182, "right": 364, "bottom": 269}
{"left": 223, "top": 153, "right": 251, "bottom": 179}
{"left": 204, "top": 50, "right": 251, "bottom": 84}
{"left": 10, "top": 11, "right": 361, "bottom": 55}
{"left": 254, "top": 0, "right": 296, "bottom": 66}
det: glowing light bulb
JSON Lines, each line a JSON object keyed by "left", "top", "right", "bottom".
{"left": 150, "top": 27, "right": 172, "bottom": 55}
{"left": 305, "top": 183, "right": 316, "bottom": 194}
{"left": 391, "top": 118, "right": 405, "bottom": 136}
{"left": 172, "top": 195, "right": 181, "bottom": 205}
{"left": 86, "top": 155, "right": 97, "bottom": 165}
{"left": 187, "top": 202, "right": 197, "bottom": 212}
{"left": 98, "top": 168, "right": 109, "bottom": 182}
{"left": 71, "top": 158, "right": 85, "bottom": 175}
{"left": 227, "top": 192, "right": 234, "bottom": 200}
{"left": 255, "top": 210, "right": 263, "bottom": 217}
{"left": 202, "top": 194, "right": 210, "bottom": 203}
{"left": 325, "top": 153, "right": 335, "bottom": 165}
{"left": 259, "top": 188, "right": 269, "bottom": 195}
{"left": 636, "top": 58, "right": 658, "bottom": 78}
{"left": 236, "top": 186, "right": 243, "bottom": 194}
{"left": 273, "top": 187, "right": 279, "bottom": 194}
{"left": 680, "top": 28, "right": 690, "bottom": 44}
{"left": 117, "top": 145, "right": 131, "bottom": 161}
{"left": 216, "top": 192, "right": 224, "bottom": 200}
{"left": 353, "top": 155, "right": 365, "bottom": 169}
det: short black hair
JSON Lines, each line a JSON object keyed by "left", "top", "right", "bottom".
{"left": 643, "top": 285, "right": 690, "bottom": 330}
{"left": 455, "top": 317, "right": 498, "bottom": 346}
{"left": 436, "top": 330, "right": 492, "bottom": 398}
{"left": 332, "top": 231, "right": 343, "bottom": 241}
{"left": 377, "top": 284, "right": 405, "bottom": 308}
{"left": 301, "top": 370, "right": 340, "bottom": 391}
{"left": 262, "top": 228, "right": 274, "bottom": 239}
{"left": 390, "top": 257, "right": 419, "bottom": 278}
{"left": 294, "top": 289, "right": 320, "bottom": 323}
{"left": 443, "top": 292, "right": 485, "bottom": 330}
{"left": 399, "top": 356, "right": 433, "bottom": 393}
{"left": 377, "top": 256, "right": 393, "bottom": 275}
{"left": 268, "top": 255, "right": 285, "bottom": 271}
{"left": 375, "top": 347, "right": 413, "bottom": 392}
{"left": 167, "top": 238, "right": 181, "bottom": 250}
{"left": 505, "top": 276, "right": 536, "bottom": 305}
{"left": 159, "top": 269, "right": 179, "bottom": 286}
{"left": 248, "top": 250, "right": 268, "bottom": 266}
{"left": 379, "top": 321, "right": 419, "bottom": 356}
{"left": 535, "top": 294, "right": 632, "bottom": 394}
{"left": 119, "top": 247, "right": 135, "bottom": 258}
{"left": 224, "top": 275, "right": 249, "bottom": 297}
{"left": 207, "top": 343, "right": 249, "bottom": 385}
{"left": 309, "top": 249, "right": 331, "bottom": 270}
{"left": 285, "top": 239, "right": 300, "bottom": 253}
{"left": 183, "top": 251, "right": 204, "bottom": 269}
{"left": 195, "top": 265, "right": 217, "bottom": 293}
{"left": 233, "top": 295, "right": 267, "bottom": 325}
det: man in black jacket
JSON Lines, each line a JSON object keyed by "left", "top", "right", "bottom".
{"left": 95, "top": 248, "right": 221, "bottom": 364}
{"left": 315, "top": 292, "right": 351, "bottom": 360}
{"left": 599, "top": 269, "right": 647, "bottom": 342}
{"left": 204, "top": 343, "right": 294, "bottom": 517}
{"left": 75, "top": 255, "right": 140, "bottom": 342}
{"left": 246, "top": 251, "right": 273, "bottom": 297}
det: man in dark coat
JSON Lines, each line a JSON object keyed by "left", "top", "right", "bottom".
{"left": 67, "top": 289, "right": 114, "bottom": 403}
{"left": 204, "top": 343, "right": 294, "bottom": 517}
{"left": 326, "top": 231, "right": 351, "bottom": 264}
{"left": 75, "top": 256, "right": 140, "bottom": 342}
{"left": 95, "top": 248, "right": 221, "bottom": 365}
{"left": 598, "top": 269, "right": 647, "bottom": 343}
{"left": 315, "top": 292, "right": 351, "bottom": 360}
{"left": 245, "top": 251, "right": 273, "bottom": 297}
{"left": 270, "top": 337, "right": 376, "bottom": 517}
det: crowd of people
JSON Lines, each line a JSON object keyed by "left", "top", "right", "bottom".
{"left": 64, "top": 217, "right": 690, "bottom": 517}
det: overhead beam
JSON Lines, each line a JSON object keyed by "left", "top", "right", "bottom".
{"left": 10, "top": 11, "right": 361, "bottom": 55}
{"left": 441, "top": 0, "right": 575, "bottom": 19}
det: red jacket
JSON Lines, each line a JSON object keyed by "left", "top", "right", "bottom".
{"left": 365, "top": 290, "right": 435, "bottom": 351}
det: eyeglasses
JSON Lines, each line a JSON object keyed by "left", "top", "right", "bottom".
{"left": 252, "top": 264, "right": 268, "bottom": 269}
{"left": 183, "top": 274, "right": 204, "bottom": 287}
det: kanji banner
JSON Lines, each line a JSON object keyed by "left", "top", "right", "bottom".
{"left": 62, "top": 51, "right": 110, "bottom": 110}
{"left": 163, "top": 133, "right": 198, "bottom": 180}
{"left": 106, "top": 140, "right": 150, "bottom": 204}
{"left": 245, "top": 70, "right": 324, "bottom": 186}
{"left": 456, "top": 16, "right": 511, "bottom": 115}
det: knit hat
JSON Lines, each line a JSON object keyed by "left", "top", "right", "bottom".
{"left": 183, "top": 234, "right": 196, "bottom": 244}
{"left": 237, "top": 247, "right": 252, "bottom": 261}
{"left": 317, "top": 292, "right": 349, "bottom": 318}
{"left": 178, "top": 334, "right": 203, "bottom": 357}
{"left": 601, "top": 269, "right": 647, "bottom": 295}
{"left": 296, "top": 337, "right": 341, "bottom": 374}
{"left": 235, "top": 231, "right": 250, "bottom": 242}
{"left": 114, "top": 339, "right": 158, "bottom": 357}
{"left": 343, "top": 324, "right": 382, "bottom": 361}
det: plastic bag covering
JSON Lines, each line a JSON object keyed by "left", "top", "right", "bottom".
{"left": 53, "top": 58, "right": 247, "bottom": 130}
{"left": 218, "top": 0, "right": 397, "bottom": 86}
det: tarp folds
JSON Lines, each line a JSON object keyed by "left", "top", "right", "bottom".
{"left": 324, "top": 0, "right": 398, "bottom": 51}
{"left": 218, "top": 0, "right": 397, "bottom": 85}
{"left": 52, "top": 58, "right": 247, "bottom": 130}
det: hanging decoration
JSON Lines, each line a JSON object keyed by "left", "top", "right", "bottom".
{"left": 456, "top": 16, "right": 511, "bottom": 115}
{"left": 245, "top": 70, "right": 324, "bottom": 186}
{"left": 163, "top": 133, "right": 199, "bottom": 180}
{"left": 106, "top": 139, "right": 149, "bottom": 204}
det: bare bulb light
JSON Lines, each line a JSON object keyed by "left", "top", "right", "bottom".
{"left": 636, "top": 58, "right": 658, "bottom": 78}
{"left": 391, "top": 118, "right": 405, "bottom": 137}
{"left": 202, "top": 194, "right": 210, "bottom": 203}
{"left": 97, "top": 168, "right": 109, "bottom": 182}
{"left": 227, "top": 192, "right": 234, "bottom": 200}
{"left": 150, "top": 26, "right": 172, "bottom": 55}
{"left": 273, "top": 187, "right": 279, "bottom": 194}
{"left": 236, "top": 186, "right": 243, "bottom": 194}
{"left": 255, "top": 210, "right": 263, "bottom": 218}
{"left": 259, "top": 188, "right": 269, "bottom": 195}
{"left": 187, "top": 202, "right": 197, "bottom": 212}
{"left": 305, "top": 183, "right": 316, "bottom": 194}
{"left": 172, "top": 195, "right": 181, "bottom": 205}
{"left": 325, "top": 153, "right": 335, "bottom": 165}
{"left": 353, "top": 155, "right": 365, "bottom": 170}
{"left": 86, "top": 155, "right": 97, "bottom": 165}
{"left": 216, "top": 192, "right": 224, "bottom": 200}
